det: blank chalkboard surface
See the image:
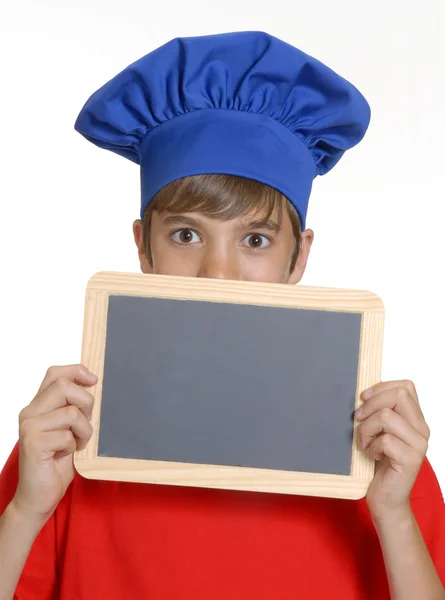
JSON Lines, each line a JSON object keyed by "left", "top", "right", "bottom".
{"left": 74, "top": 272, "right": 384, "bottom": 500}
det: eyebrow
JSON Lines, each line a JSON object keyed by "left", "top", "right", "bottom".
{"left": 162, "top": 215, "right": 201, "bottom": 227}
{"left": 161, "top": 214, "right": 281, "bottom": 233}
{"left": 240, "top": 218, "right": 282, "bottom": 233}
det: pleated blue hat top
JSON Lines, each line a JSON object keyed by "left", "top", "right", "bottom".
{"left": 75, "top": 31, "right": 370, "bottom": 229}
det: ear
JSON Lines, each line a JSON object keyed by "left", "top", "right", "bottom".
{"left": 287, "top": 228, "right": 314, "bottom": 285}
{"left": 132, "top": 219, "right": 153, "bottom": 274}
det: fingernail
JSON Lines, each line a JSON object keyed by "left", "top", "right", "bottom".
{"left": 362, "top": 387, "right": 373, "bottom": 400}
{"left": 84, "top": 368, "right": 97, "bottom": 379}
{"left": 355, "top": 406, "right": 364, "bottom": 418}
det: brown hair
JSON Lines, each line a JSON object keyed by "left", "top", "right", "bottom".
{"left": 142, "top": 174, "right": 301, "bottom": 270}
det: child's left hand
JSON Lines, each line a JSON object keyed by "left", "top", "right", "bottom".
{"left": 355, "top": 380, "right": 430, "bottom": 523}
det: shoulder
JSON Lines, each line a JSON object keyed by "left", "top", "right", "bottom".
{"left": 411, "top": 457, "right": 445, "bottom": 585}
{"left": 410, "top": 456, "right": 445, "bottom": 541}
{"left": 0, "top": 442, "right": 20, "bottom": 514}
{"left": 412, "top": 456, "right": 444, "bottom": 502}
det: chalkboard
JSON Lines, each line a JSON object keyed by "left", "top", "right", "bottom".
{"left": 74, "top": 272, "right": 384, "bottom": 500}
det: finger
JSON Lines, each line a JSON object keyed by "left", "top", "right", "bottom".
{"left": 361, "top": 380, "right": 419, "bottom": 406}
{"left": 39, "top": 430, "right": 78, "bottom": 459}
{"left": 23, "top": 405, "right": 93, "bottom": 450}
{"left": 356, "top": 386, "right": 429, "bottom": 439}
{"left": 21, "top": 378, "right": 94, "bottom": 421}
{"left": 36, "top": 365, "right": 97, "bottom": 396}
{"left": 369, "top": 433, "right": 425, "bottom": 470}
{"left": 359, "top": 407, "right": 428, "bottom": 452}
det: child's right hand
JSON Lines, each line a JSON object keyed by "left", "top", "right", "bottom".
{"left": 11, "top": 365, "right": 97, "bottom": 526}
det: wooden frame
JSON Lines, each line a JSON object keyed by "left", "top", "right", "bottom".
{"left": 74, "top": 271, "right": 385, "bottom": 500}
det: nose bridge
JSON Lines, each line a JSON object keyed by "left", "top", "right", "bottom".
{"left": 198, "top": 241, "right": 240, "bottom": 280}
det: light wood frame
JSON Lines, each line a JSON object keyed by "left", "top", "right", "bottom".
{"left": 74, "top": 271, "right": 385, "bottom": 500}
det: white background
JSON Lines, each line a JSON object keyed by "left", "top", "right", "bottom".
{"left": 1, "top": 1, "right": 444, "bottom": 492}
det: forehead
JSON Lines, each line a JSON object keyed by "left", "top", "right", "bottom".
{"left": 149, "top": 175, "right": 292, "bottom": 223}
{"left": 158, "top": 194, "right": 287, "bottom": 221}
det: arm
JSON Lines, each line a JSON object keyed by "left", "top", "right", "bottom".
{"left": 373, "top": 508, "right": 445, "bottom": 600}
{"left": 356, "top": 380, "right": 445, "bottom": 600}
{"left": 0, "top": 502, "right": 45, "bottom": 600}
{"left": 0, "top": 365, "right": 96, "bottom": 600}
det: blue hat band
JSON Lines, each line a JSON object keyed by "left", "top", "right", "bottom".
{"left": 140, "top": 108, "right": 316, "bottom": 229}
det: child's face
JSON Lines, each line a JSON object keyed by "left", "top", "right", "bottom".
{"left": 133, "top": 203, "right": 314, "bottom": 285}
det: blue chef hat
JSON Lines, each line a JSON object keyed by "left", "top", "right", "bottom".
{"left": 75, "top": 31, "right": 370, "bottom": 230}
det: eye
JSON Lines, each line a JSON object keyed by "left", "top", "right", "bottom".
{"left": 242, "top": 234, "right": 271, "bottom": 249}
{"left": 171, "top": 229, "right": 201, "bottom": 244}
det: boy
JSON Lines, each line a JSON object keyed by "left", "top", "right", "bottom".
{"left": 0, "top": 31, "right": 444, "bottom": 600}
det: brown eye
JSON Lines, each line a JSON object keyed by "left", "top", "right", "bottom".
{"left": 179, "top": 229, "right": 193, "bottom": 243}
{"left": 172, "top": 229, "right": 200, "bottom": 244}
{"left": 242, "top": 234, "right": 270, "bottom": 249}
{"left": 249, "top": 235, "right": 262, "bottom": 248}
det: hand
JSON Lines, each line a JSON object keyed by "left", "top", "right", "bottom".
{"left": 355, "top": 380, "right": 430, "bottom": 523}
{"left": 12, "top": 365, "right": 97, "bottom": 527}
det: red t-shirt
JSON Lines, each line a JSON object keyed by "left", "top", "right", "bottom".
{"left": 1, "top": 443, "right": 444, "bottom": 599}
